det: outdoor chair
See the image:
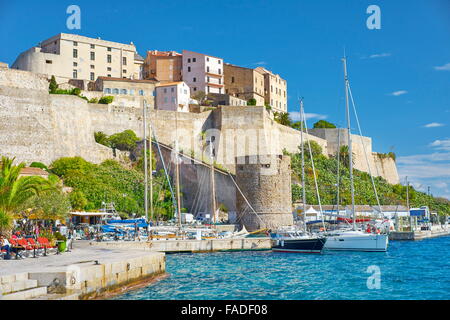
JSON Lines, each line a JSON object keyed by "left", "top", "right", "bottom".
{"left": 27, "top": 238, "right": 44, "bottom": 257}
{"left": 17, "top": 238, "right": 34, "bottom": 258}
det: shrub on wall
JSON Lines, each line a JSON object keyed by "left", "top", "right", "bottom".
{"left": 98, "top": 96, "right": 114, "bottom": 104}
{"left": 247, "top": 98, "right": 257, "bottom": 106}
{"left": 313, "top": 120, "right": 337, "bottom": 129}
{"left": 30, "top": 162, "right": 48, "bottom": 171}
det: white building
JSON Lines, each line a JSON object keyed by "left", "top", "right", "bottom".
{"left": 11, "top": 33, "right": 143, "bottom": 86}
{"left": 155, "top": 81, "right": 190, "bottom": 112}
{"left": 182, "top": 50, "right": 224, "bottom": 96}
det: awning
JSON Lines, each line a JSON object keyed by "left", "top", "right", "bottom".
{"left": 70, "top": 212, "right": 109, "bottom": 216}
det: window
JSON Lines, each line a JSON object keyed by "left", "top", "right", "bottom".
{"left": 107, "top": 67, "right": 111, "bottom": 71}
{"left": 184, "top": 89, "right": 187, "bottom": 94}
{"left": 123, "top": 57, "right": 127, "bottom": 65}
{"left": 113, "top": 88, "right": 119, "bottom": 94}
{"left": 171, "top": 87, "right": 174, "bottom": 92}
{"left": 73, "top": 62, "right": 78, "bottom": 67}
{"left": 90, "top": 44, "right": 95, "bottom": 49}
{"left": 187, "top": 58, "right": 191, "bottom": 63}
{"left": 73, "top": 70, "right": 77, "bottom": 79}
{"left": 107, "top": 55, "right": 112, "bottom": 63}
{"left": 139, "top": 90, "right": 144, "bottom": 96}
{"left": 120, "top": 89, "right": 127, "bottom": 94}
{"left": 164, "top": 88, "right": 167, "bottom": 93}
{"left": 90, "top": 52, "right": 95, "bottom": 60}
{"left": 123, "top": 69, "right": 127, "bottom": 74}
{"left": 218, "top": 68, "right": 221, "bottom": 74}
{"left": 193, "top": 58, "right": 196, "bottom": 62}
{"left": 231, "top": 76, "right": 235, "bottom": 83}
{"left": 90, "top": 72, "right": 95, "bottom": 81}
{"left": 207, "top": 76, "right": 210, "bottom": 82}
{"left": 207, "top": 86, "right": 210, "bottom": 93}
{"left": 73, "top": 41, "right": 78, "bottom": 46}
{"left": 45, "top": 60, "right": 52, "bottom": 64}
{"left": 164, "top": 97, "right": 168, "bottom": 103}
{"left": 193, "top": 87, "right": 197, "bottom": 91}
{"left": 171, "top": 97, "right": 176, "bottom": 103}
{"left": 218, "top": 60, "right": 221, "bottom": 64}
{"left": 271, "top": 85, "right": 273, "bottom": 92}
{"left": 193, "top": 77, "right": 196, "bottom": 82}
{"left": 206, "top": 66, "right": 210, "bottom": 72}
{"left": 130, "top": 89, "right": 135, "bottom": 95}
{"left": 219, "top": 79, "right": 221, "bottom": 84}
{"left": 73, "top": 49, "right": 78, "bottom": 58}
{"left": 206, "top": 57, "right": 209, "bottom": 62}
{"left": 107, "top": 74, "right": 111, "bottom": 77}
{"left": 90, "top": 65, "right": 95, "bottom": 69}
{"left": 104, "top": 88, "right": 111, "bottom": 94}
{"left": 188, "top": 66, "right": 191, "bottom": 72}
{"left": 107, "top": 47, "right": 112, "bottom": 51}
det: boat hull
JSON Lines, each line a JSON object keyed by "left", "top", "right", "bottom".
{"left": 272, "top": 238, "right": 326, "bottom": 253}
{"left": 324, "top": 232, "right": 388, "bottom": 252}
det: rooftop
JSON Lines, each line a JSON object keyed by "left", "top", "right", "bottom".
{"left": 19, "top": 167, "right": 49, "bottom": 177}
{"left": 97, "top": 76, "right": 157, "bottom": 84}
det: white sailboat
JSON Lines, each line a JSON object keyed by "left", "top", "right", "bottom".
{"left": 323, "top": 56, "right": 388, "bottom": 252}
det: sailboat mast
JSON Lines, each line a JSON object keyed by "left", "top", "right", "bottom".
{"left": 149, "top": 123, "right": 153, "bottom": 222}
{"left": 342, "top": 56, "right": 356, "bottom": 231}
{"left": 143, "top": 100, "right": 149, "bottom": 222}
{"left": 300, "top": 99, "right": 307, "bottom": 232}
{"left": 336, "top": 128, "right": 341, "bottom": 214}
{"left": 209, "top": 137, "right": 217, "bottom": 224}
{"left": 175, "top": 112, "right": 182, "bottom": 228}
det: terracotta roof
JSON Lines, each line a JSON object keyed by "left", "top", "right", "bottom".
{"left": 156, "top": 81, "right": 184, "bottom": 87}
{"left": 97, "top": 77, "right": 157, "bottom": 84}
{"left": 147, "top": 50, "right": 182, "bottom": 57}
{"left": 182, "top": 49, "right": 222, "bottom": 60}
{"left": 20, "top": 167, "right": 49, "bottom": 176}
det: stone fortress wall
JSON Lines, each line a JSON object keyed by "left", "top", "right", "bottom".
{"left": 0, "top": 67, "right": 399, "bottom": 185}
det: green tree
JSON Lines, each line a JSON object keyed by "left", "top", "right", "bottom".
{"left": 313, "top": 120, "right": 336, "bottom": 129}
{"left": 49, "top": 76, "right": 58, "bottom": 93}
{"left": 0, "top": 156, "right": 52, "bottom": 234}
{"left": 94, "top": 131, "right": 111, "bottom": 147}
{"left": 69, "top": 191, "right": 88, "bottom": 211}
{"left": 30, "top": 162, "right": 48, "bottom": 171}
{"left": 274, "top": 112, "right": 292, "bottom": 126}
{"left": 109, "top": 130, "right": 139, "bottom": 151}
{"left": 300, "top": 140, "right": 323, "bottom": 158}
{"left": 192, "top": 91, "right": 207, "bottom": 105}
{"left": 338, "top": 145, "right": 355, "bottom": 168}
{"left": 50, "top": 157, "right": 93, "bottom": 177}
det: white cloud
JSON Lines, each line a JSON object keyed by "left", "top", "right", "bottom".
{"left": 423, "top": 122, "right": 445, "bottom": 128}
{"left": 429, "top": 138, "right": 450, "bottom": 151}
{"left": 397, "top": 151, "right": 450, "bottom": 200}
{"left": 369, "top": 53, "right": 391, "bottom": 59}
{"left": 434, "top": 62, "right": 450, "bottom": 71}
{"left": 253, "top": 61, "right": 267, "bottom": 66}
{"left": 289, "top": 112, "right": 328, "bottom": 122}
{"left": 389, "top": 90, "right": 408, "bottom": 96}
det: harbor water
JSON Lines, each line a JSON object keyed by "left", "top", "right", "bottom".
{"left": 114, "top": 236, "right": 450, "bottom": 300}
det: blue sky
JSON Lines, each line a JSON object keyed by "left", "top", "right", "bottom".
{"left": 1, "top": 0, "right": 449, "bottom": 198}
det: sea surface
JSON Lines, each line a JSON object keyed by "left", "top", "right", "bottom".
{"left": 114, "top": 236, "right": 450, "bottom": 300}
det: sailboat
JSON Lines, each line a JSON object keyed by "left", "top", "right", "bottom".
{"left": 323, "top": 56, "right": 388, "bottom": 252}
{"left": 271, "top": 99, "right": 326, "bottom": 253}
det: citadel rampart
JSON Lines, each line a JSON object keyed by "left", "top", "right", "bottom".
{"left": 0, "top": 67, "right": 399, "bottom": 185}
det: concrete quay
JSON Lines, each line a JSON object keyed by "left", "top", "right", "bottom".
{"left": 89, "top": 237, "right": 272, "bottom": 253}
{"left": 0, "top": 241, "right": 165, "bottom": 300}
{"left": 389, "top": 225, "right": 450, "bottom": 241}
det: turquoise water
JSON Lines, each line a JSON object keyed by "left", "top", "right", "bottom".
{"left": 115, "top": 236, "right": 450, "bottom": 300}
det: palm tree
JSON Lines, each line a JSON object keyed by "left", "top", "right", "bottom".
{"left": 0, "top": 156, "right": 52, "bottom": 235}
{"left": 337, "top": 145, "right": 355, "bottom": 168}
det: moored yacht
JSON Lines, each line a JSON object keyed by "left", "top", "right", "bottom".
{"left": 323, "top": 229, "right": 388, "bottom": 252}
{"left": 271, "top": 228, "right": 327, "bottom": 253}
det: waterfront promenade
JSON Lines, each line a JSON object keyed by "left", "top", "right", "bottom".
{"left": 0, "top": 241, "right": 165, "bottom": 300}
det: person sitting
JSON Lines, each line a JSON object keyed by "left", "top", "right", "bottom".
{"left": 1, "top": 235, "right": 12, "bottom": 259}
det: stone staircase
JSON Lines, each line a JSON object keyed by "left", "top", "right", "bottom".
{"left": 0, "top": 272, "right": 78, "bottom": 300}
